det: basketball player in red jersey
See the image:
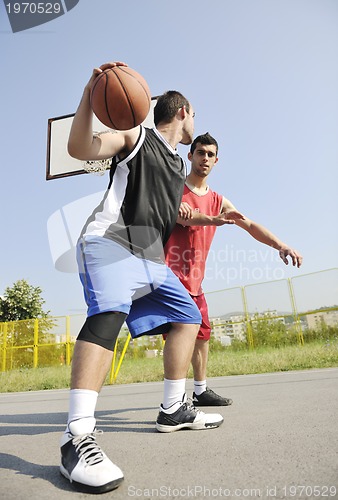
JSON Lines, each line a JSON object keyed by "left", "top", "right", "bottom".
{"left": 165, "top": 133, "right": 303, "bottom": 406}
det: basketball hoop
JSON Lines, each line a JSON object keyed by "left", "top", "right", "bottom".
{"left": 46, "top": 97, "right": 157, "bottom": 180}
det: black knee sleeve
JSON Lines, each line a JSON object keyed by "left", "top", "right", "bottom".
{"left": 77, "top": 311, "right": 127, "bottom": 351}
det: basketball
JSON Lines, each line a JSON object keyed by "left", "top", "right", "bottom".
{"left": 90, "top": 66, "right": 151, "bottom": 130}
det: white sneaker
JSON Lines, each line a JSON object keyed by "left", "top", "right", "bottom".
{"left": 156, "top": 394, "right": 224, "bottom": 433}
{"left": 60, "top": 418, "right": 124, "bottom": 494}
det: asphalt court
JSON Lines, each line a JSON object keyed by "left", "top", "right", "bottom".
{"left": 1, "top": 368, "right": 338, "bottom": 499}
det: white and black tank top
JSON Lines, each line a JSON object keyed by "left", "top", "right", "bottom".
{"left": 80, "top": 127, "right": 186, "bottom": 262}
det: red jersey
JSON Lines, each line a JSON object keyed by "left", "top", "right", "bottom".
{"left": 164, "top": 184, "right": 223, "bottom": 296}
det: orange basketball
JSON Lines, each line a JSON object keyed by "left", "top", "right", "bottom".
{"left": 90, "top": 66, "right": 151, "bottom": 130}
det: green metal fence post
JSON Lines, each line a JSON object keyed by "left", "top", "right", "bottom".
{"left": 1, "top": 323, "right": 7, "bottom": 372}
{"left": 287, "top": 278, "right": 304, "bottom": 346}
{"left": 65, "top": 316, "right": 71, "bottom": 366}
{"left": 109, "top": 337, "right": 119, "bottom": 384}
{"left": 241, "top": 287, "right": 254, "bottom": 348}
{"left": 33, "top": 319, "right": 39, "bottom": 368}
{"left": 112, "top": 334, "right": 131, "bottom": 383}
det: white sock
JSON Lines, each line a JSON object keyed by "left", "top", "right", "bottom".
{"left": 162, "top": 378, "right": 186, "bottom": 410}
{"left": 194, "top": 380, "right": 207, "bottom": 396}
{"left": 66, "top": 389, "right": 98, "bottom": 433}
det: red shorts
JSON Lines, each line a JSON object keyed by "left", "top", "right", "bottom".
{"left": 191, "top": 293, "right": 211, "bottom": 341}
{"left": 162, "top": 292, "right": 211, "bottom": 341}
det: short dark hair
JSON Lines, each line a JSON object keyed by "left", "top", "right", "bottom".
{"left": 190, "top": 132, "right": 218, "bottom": 155}
{"left": 154, "top": 91, "right": 190, "bottom": 126}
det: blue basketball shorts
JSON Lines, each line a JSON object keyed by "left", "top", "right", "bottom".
{"left": 76, "top": 236, "right": 202, "bottom": 338}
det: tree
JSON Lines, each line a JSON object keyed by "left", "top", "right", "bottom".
{"left": 0, "top": 280, "right": 55, "bottom": 369}
{"left": 0, "top": 279, "right": 50, "bottom": 322}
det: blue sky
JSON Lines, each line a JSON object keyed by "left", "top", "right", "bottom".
{"left": 1, "top": 0, "right": 337, "bottom": 316}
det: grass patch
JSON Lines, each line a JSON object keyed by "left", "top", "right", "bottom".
{"left": 0, "top": 365, "right": 72, "bottom": 393}
{"left": 202, "top": 342, "right": 338, "bottom": 377}
{"left": 0, "top": 341, "right": 337, "bottom": 393}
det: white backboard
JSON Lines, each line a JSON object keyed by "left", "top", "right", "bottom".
{"left": 46, "top": 97, "right": 157, "bottom": 180}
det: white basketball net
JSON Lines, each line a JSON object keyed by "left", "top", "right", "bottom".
{"left": 82, "top": 130, "right": 114, "bottom": 175}
{"left": 82, "top": 158, "right": 112, "bottom": 176}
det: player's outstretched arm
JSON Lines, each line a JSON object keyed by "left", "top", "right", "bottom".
{"left": 177, "top": 202, "right": 244, "bottom": 226}
{"left": 222, "top": 197, "right": 303, "bottom": 267}
{"left": 234, "top": 215, "right": 303, "bottom": 267}
{"left": 68, "top": 62, "right": 139, "bottom": 161}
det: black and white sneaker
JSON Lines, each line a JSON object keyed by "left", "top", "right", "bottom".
{"left": 156, "top": 394, "right": 224, "bottom": 433}
{"left": 60, "top": 418, "right": 124, "bottom": 494}
{"left": 193, "top": 387, "right": 233, "bottom": 407}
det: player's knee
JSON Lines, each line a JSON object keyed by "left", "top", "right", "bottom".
{"left": 77, "top": 311, "right": 127, "bottom": 351}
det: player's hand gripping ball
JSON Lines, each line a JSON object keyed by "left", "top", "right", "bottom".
{"left": 90, "top": 66, "right": 151, "bottom": 130}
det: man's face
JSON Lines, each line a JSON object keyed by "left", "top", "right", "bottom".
{"left": 188, "top": 143, "right": 218, "bottom": 177}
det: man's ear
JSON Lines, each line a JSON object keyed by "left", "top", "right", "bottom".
{"left": 214, "top": 157, "right": 219, "bottom": 165}
{"left": 187, "top": 151, "right": 192, "bottom": 161}
{"left": 177, "top": 106, "right": 187, "bottom": 120}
